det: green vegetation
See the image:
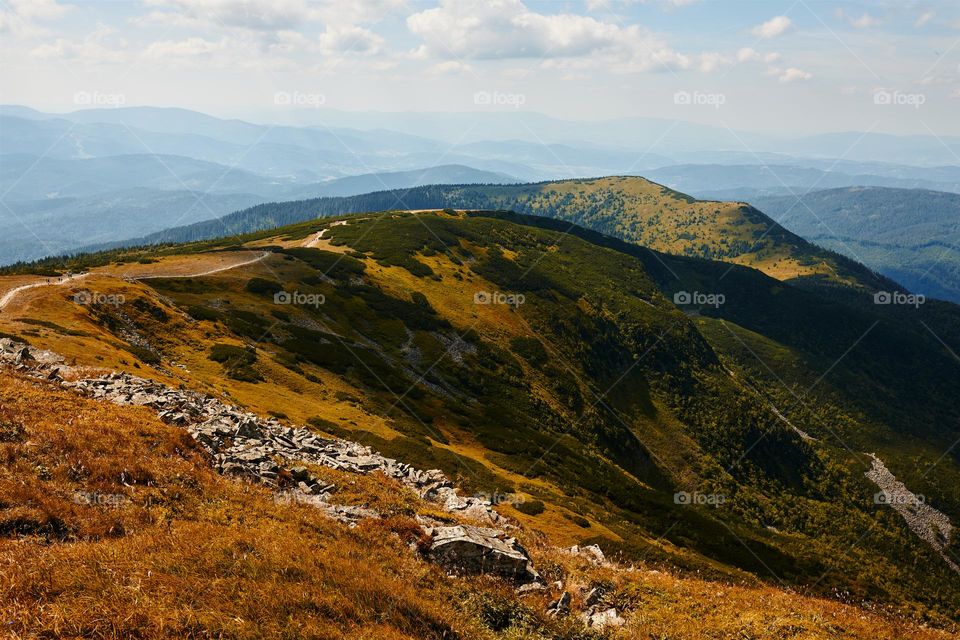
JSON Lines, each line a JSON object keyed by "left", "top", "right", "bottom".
{"left": 208, "top": 343, "right": 263, "bottom": 382}
{"left": 108, "top": 177, "right": 893, "bottom": 293}
{"left": 754, "top": 186, "right": 960, "bottom": 302}
{"left": 18, "top": 205, "right": 960, "bottom": 626}
{"left": 513, "top": 500, "right": 546, "bottom": 516}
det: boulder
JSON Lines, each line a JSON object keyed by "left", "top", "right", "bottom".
{"left": 425, "top": 525, "right": 539, "bottom": 584}
{"left": 566, "top": 544, "right": 606, "bottom": 565}
{"left": 583, "top": 607, "right": 625, "bottom": 629}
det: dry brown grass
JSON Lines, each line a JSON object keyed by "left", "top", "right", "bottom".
{"left": 0, "top": 362, "right": 955, "bottom": 639}
{"left": 526, "top": 548, "right": 957, "bottom": 640}
{"left": 0, "top": 373, "right": 496, "bottom": 639}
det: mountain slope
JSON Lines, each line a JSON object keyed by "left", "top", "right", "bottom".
{"left": 751, "top": 187, "right": 960, "bottom": 303}
{"left": 2, "top": 209, "right": 960, "bottom": 628}
{"left": 132, "top": 176, "right": 895, "bottom": 291}
{"left": 0, "top": 363, "right": 943, "bottom": 638}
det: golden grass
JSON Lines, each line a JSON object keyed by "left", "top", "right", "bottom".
{"left": 0, "top": 357, "right": 954, "bottom": 638}
{"left": 532, "top": 549, "right": 957, "bottom": 640}
{"left": 0, "top": 373, "right": 495, "bottom": 639}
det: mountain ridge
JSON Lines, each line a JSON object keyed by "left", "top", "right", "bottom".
{"left": 1, "top": 208, "right": 959, "bottom": 629}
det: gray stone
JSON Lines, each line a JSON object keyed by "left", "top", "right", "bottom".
{"left": 547, "top": 591, "right": 570, "bottom": 617}
{"left": 583, "top": 607, "right": 625, "bottom": 629}
{"left": 425, "top": 525, "right": 539, "bottom": 584}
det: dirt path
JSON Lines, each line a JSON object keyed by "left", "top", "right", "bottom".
{"left": 0, "top": 251, "right": 269, "bottom": 311}
{"left": 303, "top": 220, "right": 349, "bottom": 248}
{"left": 0, "top": 273, "right": 90, "bottom": 310}
{"left": 132, "top": 251, "right": 269, "bottom": 280}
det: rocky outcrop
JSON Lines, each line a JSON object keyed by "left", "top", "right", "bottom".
{"left": 865, "top": 453, "right": 959, "bottom": 574}
{"left": 0, "top": 338, "right": 535, "bottom": 583}
{"left": 582, "top": 607, "right": 625, "bottom": 630}
{"left": 425, "top": 525, "right": 540, "bottom": 584}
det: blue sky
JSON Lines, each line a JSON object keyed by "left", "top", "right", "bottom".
{"left": 1, "top": 0, "right": 959, "bottom": 136}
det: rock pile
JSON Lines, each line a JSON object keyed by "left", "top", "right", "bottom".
{"left": 0, "top": 338, "right": 535, "bottom": 583}
{"left": 67, "top": 372, "right": 509, "bottom": 528}
{"left": 425, "top": 525, "right": 540, "bottom": 583}
{"left": 865, "top": 454, "right": 959, "bottom": 573}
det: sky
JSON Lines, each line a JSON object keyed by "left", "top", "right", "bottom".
{"left": 1, "top": 0, "right": 959, "bottom": 136}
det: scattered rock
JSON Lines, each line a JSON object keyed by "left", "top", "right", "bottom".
{"left": 547, "top": 591, "right": 571, "bottom": 617}
{"left": 582, "top": 607, "right": 625, "bottom": 629}
{"left": 0, "top": 337, "right": 534, "bottom": 581}
{"left": 565, "top": 544, "right": 606, "bottom": 565}
{"left": 425, "top": 525, "right": 540, "bottom": 584}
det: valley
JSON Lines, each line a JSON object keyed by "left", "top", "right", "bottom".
{"left": 2, "top": 209, "right": 959, "bottom": 637}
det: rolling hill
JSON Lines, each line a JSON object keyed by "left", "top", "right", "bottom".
{"left": 751, "top": 187, "right": 960, "bottom": 303}
{"left": 127, "top": 176, "right": 895, "bottom": 292}
{"left": 2, "top": 208, "right": 959, "bottom": 634}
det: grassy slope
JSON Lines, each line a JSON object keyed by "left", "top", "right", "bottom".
{"left": 1, "top": 373, "right": 947, "bottom": 639}
{"left": 1, "top": 210, "right": 959, "bottom": 631}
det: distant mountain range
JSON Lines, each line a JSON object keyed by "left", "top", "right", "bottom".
{"left": 645, "top": 164, "right": 960, "bottom": 200}
{"left": 0, "top": 159, "right": 515, "bottom": 264}
{"left": 752, "top": 187, "right": 960, "bottom": 303}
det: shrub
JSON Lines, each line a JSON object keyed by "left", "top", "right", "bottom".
{"left": 513, "top": 500, "right": 545, "bottom": 516}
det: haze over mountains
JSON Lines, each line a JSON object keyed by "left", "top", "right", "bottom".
{"left": 4, "top": 104, "right": 960, "bottom": 302}
{"left": 7, "top": 0, "right": 960, "bottom": 635}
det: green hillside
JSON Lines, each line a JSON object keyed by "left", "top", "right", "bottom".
{"left": 7, "top": 208, "right": 960, "bottom": 625}
{"left": 752, "top": 186, "right": 960, "bottom": 303}
{"left": 102, "top": 177, "right": 896, "bottom": 293}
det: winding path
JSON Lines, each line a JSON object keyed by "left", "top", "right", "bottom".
{"left": 0, "top": 273, "right": 90, "bottom": 310}
{"left": 133, "top": 251, "right": 269, "bottom": 280}
{"left": 0, "top": 251, "right": 269, "bottom": 311}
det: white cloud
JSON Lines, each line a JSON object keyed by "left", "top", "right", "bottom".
{"left": 851, "top": 13, "right": 880, "bottom": 29}
{"left": 407, "top": 0, "right": 701, "bottom": 74}
{"left": 319, "top": 25, "right": 385, "bottom": 55}
{"left": 585, "top": 0, "right": 697, "bottom": 9}
{"left": 144, "top": 37, "right": 225, "bottom": 58}
{"left": 778, "top": 67, "right": 812, "bottom": 83}
{"left": 750, "top": 16, "right": 792, "bottom": 39}
{"left": 835, "top": 9, "right": 880, "bottom": 29}
{"left": 12, "top": 0, "right": 70, "bottom": 21}
{"left": 0, "top": 0, "right": 70, "bottom": 37}
{"left": 430, "top": 60, "right": 472, "bottom": 74}
{"left": 737, "top": 47, "right": 780, "bottom": 64}
{"left": 698, "top": 52, "right": 728, "bottom": 72}
{"left": 142, "top": 0, "right": 321, "bottom": 31}
{"left": 915, "top": 11, "right": 935, "bottom": 28}
{"left": 31, "top": 23, "right": 126, "bottom": 63}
